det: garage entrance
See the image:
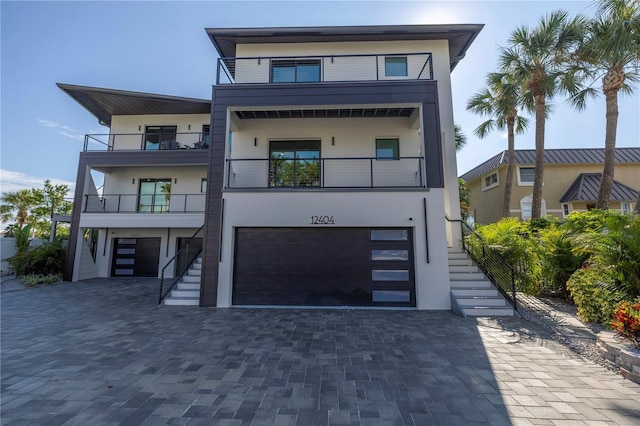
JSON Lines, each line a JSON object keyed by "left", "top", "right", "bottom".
{"left": 111, "top": 238, "right": 161, "bottom": 277}
{"left": 233, "top": 227, "right": 415, "bottom": 307}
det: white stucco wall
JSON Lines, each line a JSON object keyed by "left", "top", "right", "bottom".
{"left": 217, "top": 190, "right": 450, "bottom": 310}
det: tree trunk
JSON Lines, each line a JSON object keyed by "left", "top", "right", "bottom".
{"left": 633, "top": 191, "right": 640, "bottom": 215}
{"left": 531, "top": 96, "right": 546, "bottom": 219}
{"left": 502, "top": 118, "right": 515, "bottom": 218}
{"left": 596, "top": 86, "right": 620, "bottom": 209}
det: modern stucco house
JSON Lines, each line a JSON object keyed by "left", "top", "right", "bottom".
{"left": 61, "top": 24, "right": 486, "bottom": 310}
{"left": 460, "top": 148, "right": 640, "bottom": 225}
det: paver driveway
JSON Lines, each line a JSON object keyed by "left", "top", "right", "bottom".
{"left": 2, "top": 278, "right": 640, "bottom": 425}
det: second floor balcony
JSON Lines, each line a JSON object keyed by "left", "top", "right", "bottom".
{"left": 217, "top": 52, "right": 433, "bottom": 85}
{"left": 226, "top": 157, "right": 425, "bottom": 189}
{"left": 83, "top": 193, "right": 206, "bottom": 213}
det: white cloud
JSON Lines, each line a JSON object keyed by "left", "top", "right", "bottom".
{"left": 501, "top": 132, "right": 508, "bottom": 139}
{"left": 37, "top": 118, "right": 84, "bottom": 142}
{"left": 0, "top": 169, "right": 75, "bottom": 194}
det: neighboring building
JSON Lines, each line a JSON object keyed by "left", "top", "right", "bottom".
{"left": 460, "top": 148, "right": 640, "bottom": 225}
{"left": 61, "top": 24, "right": 484, "bottom": 310}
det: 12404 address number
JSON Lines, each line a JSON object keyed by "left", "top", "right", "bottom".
{"left": 310, "top": 215, "right": 335, "bottom": 225}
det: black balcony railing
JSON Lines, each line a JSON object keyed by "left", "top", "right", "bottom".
{"left": 83, "top": 194, "right": 206, "bottom": 213}
{"left": 83, "top": 132, "right": 210, "bottom": 152}
{"left": 226, "top": 157, "right": 425, "bottom": 189}
{"left": 217, "top": 52, "right": 433, "bottom": 85}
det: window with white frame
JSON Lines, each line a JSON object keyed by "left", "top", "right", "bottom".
{"left": 562, "top": 203, "right": 570, "bottom": 217}
{"left": 621, "top": 202, "right": 630, "bottom": 214}
{"left": 482, "top": 172, "right": 499, "bottom": 190}
{"left": 518, "top": 167, "right": 535, "bottom": 185}
{"left": 520, "top": 195, "right": 546, "bottom": 220}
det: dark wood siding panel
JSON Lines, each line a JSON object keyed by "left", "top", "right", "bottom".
{"left": 80, "top": 150, "right": 208, "bottom": 168}
{"left": 423, "top": 101, "right": 444, "bottom": 188}
{"left": 63, "top": 159, "right": 89, "bottom": 281}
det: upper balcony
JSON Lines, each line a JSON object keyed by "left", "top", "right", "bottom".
{"left": 216, "top": 52, "right": 433, "bottom": 85}
{"left": 83, "top": 132, "right": 209, "bottom": 152}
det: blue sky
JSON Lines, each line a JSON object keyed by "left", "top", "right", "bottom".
{"left": 1, "top": 0, "right": 638, "bottom": 196}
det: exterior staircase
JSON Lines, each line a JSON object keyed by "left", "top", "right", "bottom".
{"left": 448, "top": 249, "right": 515, "bottom": 317}
{"left": 163, "top": 256, "right": 202, "bottom": 306}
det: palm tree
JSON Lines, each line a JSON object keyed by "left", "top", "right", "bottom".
{"left": 467, "top": 72, "right": 529, "bottom": 218}
{"left": 500, "top": 10, "right": 586, "bottom": 219}
{"left": 0, "top": 189, "right": 39, "bottom": 229}
{"left": 570, "top": 0, "right": 640, "bottom": 209}
{"left": 454, "top": 125, "right": 467, "bottom": 152}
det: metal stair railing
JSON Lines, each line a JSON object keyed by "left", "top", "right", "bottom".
{"left": 158, "top": 225, "right": 204, "bottom": 305}
{"left": 447, "top": 217, "right": 519, "bottom": 311}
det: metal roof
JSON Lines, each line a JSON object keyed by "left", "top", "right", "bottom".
{"left": 559, "top": 173, "right": 639, "bottom": 202}
{"left": 57, "top": 83, "right": 211, "bottom": 127}
{"left": 205, "top": 24, "right": 484, "bottom": 71}
{"left": 460, "top": 148, "right": 640, "bottom": 182}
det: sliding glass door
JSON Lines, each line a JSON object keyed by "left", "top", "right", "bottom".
{"left": 269, "top": 140, "right": 320, "bottom": 187}
{"left": 138, "top": 178, "right": 171, "bottom": 213}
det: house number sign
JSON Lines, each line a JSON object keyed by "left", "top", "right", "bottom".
{"left": 310, "top": 215, "right": 335, "bottom": 225}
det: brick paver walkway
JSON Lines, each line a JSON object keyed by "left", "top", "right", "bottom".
{"left": 2, "top": 278, "right": 639, "bottom": 425}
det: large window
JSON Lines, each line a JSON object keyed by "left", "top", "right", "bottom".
{"left": 269, "top": 140, "right": 320, "bottom": 187}
{"left": 518, "top": 167, "right": 535, "bottom": 185}
{"left": 376, "top": 138, "right": 399, "bottom": 159}
{"left": 138, "top": 178, "right": 171, "bottom": 213}
{"left": 144, "top": 125, "right": 177, "bottom": 150}
{"left": 385, "top": 57, "right": 408, "bottom": 77}
{"left": 271, "top": 59, "right": 321, "bottom": 83}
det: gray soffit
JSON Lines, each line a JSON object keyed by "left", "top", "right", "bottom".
{"left": 205, "top": 24, "right": 484, "bottom": 71}
{"left": 235, "top": 107, "right": 416, "bottom": 119}
{"left": 57, "top": 83, "right": 211, "bottom": 127}
{"left": 460, "top": 148, "right": 640, "bottom": 182}
{"left": 559, "top": 173, "right": 639, "bottom": 202}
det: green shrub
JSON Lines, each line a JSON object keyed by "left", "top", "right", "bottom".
{"left": 538, "top": 226, "right": 587, "bottom": 300}
{"left": 7, "top": 240, "right": 66, "bottom": 277}
{"left": 470, "top": 218, "right": 542, "bottom": 295}
{"left": 21, "top": 273, "right": 60, "bottom": 287}
{"left": 566, "top": 267, "right": 626, "bottom": 324}
{"left": 573, "top": 214, "right": 640, "bottom": 298}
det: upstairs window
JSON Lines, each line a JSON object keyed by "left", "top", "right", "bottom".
{"left": 385, "top": 57, "right": 408, "bottom": 77}
{"left": 271, "top": 59, "right": 321, "bottom": 83}
{"left": 376, "top": 138, "right": 399, "bottom": 160}
{"left": 518, "top": 167, "right": 535, "bottom": 185}
{"left": 482, "top": 172, "right": 499, "bottom": 190}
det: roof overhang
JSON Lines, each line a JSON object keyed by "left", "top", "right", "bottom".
{"left": 57, "top": 83, "right": 211, "bottom": 127}
{"left": 205, "top": 24, "right": 484, "bottom": 71}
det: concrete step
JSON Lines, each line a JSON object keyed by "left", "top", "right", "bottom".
{"left": 191, "top": 263, "right": 202, "bottom": 270}
{"left": 186, "top": 269, "right": 201, "bottom": 276}
{"left": 456, "top": 296, "right": 507, "bottom": 307}
{"left": 449, "top": 265, "right": 479, "bottom": 273}
{"left": 447, "top": 252, "right": 468, "bottom": 260}
{"left": 448, "top": 258, "right": 473, "bottom": 266}
{"left": 449, "top": 272, "right": 485, "bottom": 281}
{"left": 450, "top": 280, "right": 493, "bottom": 289}
{"left": 451, "top": 288, "right": 499, "bottom": 297}
{"left": 164, "top": 297, "right": 199, "bottom": 306}
{"left": 177, "top": 282, "right": 200, "bottom": 291}
{"left": 462, "top": 307, "right": 515, "bottom": 316}
{"left": 182, "top": 275, "right": 201, "bottom": 283}
{"left": 170, "top": 289, "right": 199, "bottom": 298}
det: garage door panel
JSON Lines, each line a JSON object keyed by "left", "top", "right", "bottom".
{"left": 233, "top": 227, "right": 414, "bottom": 307}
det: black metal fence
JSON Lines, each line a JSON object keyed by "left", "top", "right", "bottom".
{"left": 457, "top": 220, "right": 522, "bottom": 311}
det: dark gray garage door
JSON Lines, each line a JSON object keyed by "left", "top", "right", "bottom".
{"left": 233, "top": 227, "right": 415, "bottom": 307}
{"left": 111, "top": 238, "right": 161, "bottom": 277}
